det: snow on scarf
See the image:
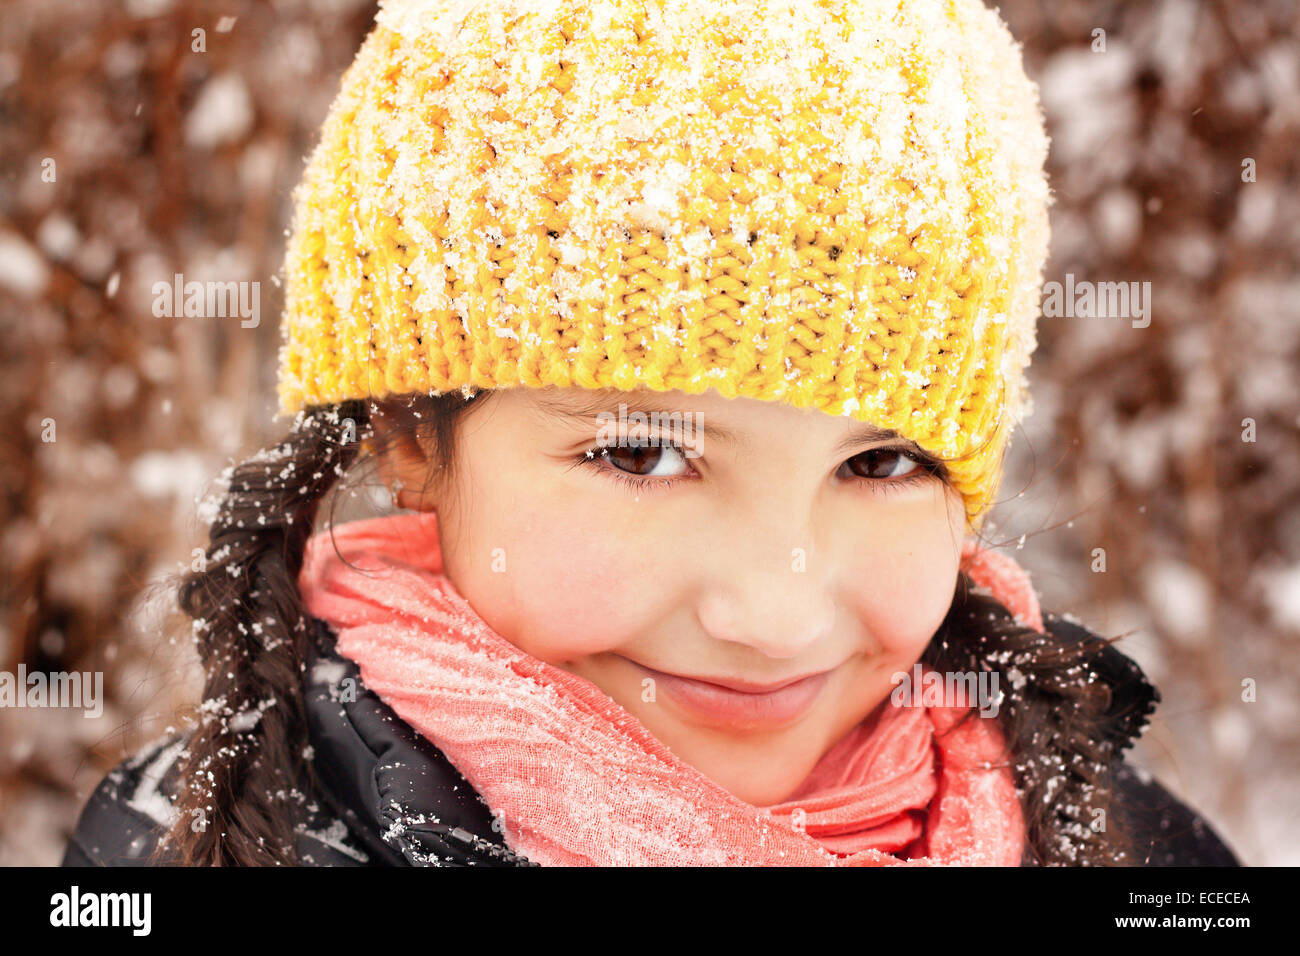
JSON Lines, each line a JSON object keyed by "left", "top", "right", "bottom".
{"left": 298, "top": 511, "right": 1036, "bottom": 866}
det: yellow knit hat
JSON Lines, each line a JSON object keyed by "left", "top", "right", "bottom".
{"left": 276, "top": 0, "right": 1051, "bottom": 531}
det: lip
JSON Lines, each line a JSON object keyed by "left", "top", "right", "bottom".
{"left": 621, "top": 658, "right": 835, "bottom": 730}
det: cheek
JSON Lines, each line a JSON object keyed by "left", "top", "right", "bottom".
{"left": 446, "top": 489, "right": 659, "bottom": 664}
{"left": 518, "top": 521, "right": 648, "bottom": 655}
{"left": 843, "top": 504, "right": 962, "bottom": 660}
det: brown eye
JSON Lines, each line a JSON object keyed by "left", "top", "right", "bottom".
{"left": 598, "top": 443, "right": 689, "bottom": 477}
{"left": 839, "top": 448, "right": 925, "bottom": 480}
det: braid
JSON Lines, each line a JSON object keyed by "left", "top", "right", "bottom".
{"left": 163, "top": 401, "right": 368, "bottom": 865}
{"left": 925, "top": 573, "right": 1141, "bottom": 866}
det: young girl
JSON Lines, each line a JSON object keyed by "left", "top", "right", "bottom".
{"left": 65, "top": 0, "right": 1239, "bottom": 867}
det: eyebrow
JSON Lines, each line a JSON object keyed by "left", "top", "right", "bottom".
{"left": 532, "top": 391, "right": 909, "bottom": 454}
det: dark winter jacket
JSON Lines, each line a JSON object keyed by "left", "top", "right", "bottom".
{"left": 62, "top": 613, "right": 1242, "bottom": 867}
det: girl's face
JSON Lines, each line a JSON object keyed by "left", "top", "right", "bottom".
{"left": 379, "top": 386, "right": 967, "bottom": 806}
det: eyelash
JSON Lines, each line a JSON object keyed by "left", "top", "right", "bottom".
{"left": 570, "top": 443, "right": 945, "bottom": 495}
{"left": 570, "top": 447, "right": 691, "bottom": 494}
{"left": 866, "top": 464, "right": 935, "bottom": 496}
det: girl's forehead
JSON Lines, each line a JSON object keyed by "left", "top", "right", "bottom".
{"left": 520, "top": 386, "right": 907, "bottom": 445}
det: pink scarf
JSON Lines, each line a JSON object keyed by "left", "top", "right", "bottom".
{"left": 298, "top": 511, "right": 1042, "bottom": 866}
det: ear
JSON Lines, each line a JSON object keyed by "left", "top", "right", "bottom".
{"left": 369, "top": 411, "right": 441, "bottom": 513}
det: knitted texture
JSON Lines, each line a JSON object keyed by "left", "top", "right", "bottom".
{"left": 275, "top": 0, "right": 1052, "bottom": 529}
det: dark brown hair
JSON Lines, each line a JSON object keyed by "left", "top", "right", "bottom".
{"left": 163, "top": 390, "right": 1136, "bottom": 865}
{"left": 923, "top": 582, "right": 1140, "bottom": 865}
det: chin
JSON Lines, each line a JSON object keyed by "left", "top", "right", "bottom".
{"left": 707, "top": 764, "right": 805, "bottom": 807}
{"left": 664, "top": 733, "right": 820, "bottom": 806}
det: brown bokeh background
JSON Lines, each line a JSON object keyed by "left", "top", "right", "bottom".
{"left": 1, "top": 0, "right": 1297, "bottom": 865}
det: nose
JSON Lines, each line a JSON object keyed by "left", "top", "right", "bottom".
{"left": 695, "top": 536, "right": 836, "bottom": 660}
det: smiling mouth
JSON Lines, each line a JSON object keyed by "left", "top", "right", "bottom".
{"left": 618, "top": 657, "right": 836, "bottom": 730}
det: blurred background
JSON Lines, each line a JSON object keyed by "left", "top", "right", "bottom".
{"left": 1, "top": 0, "right": 1296, "bottom": 865}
